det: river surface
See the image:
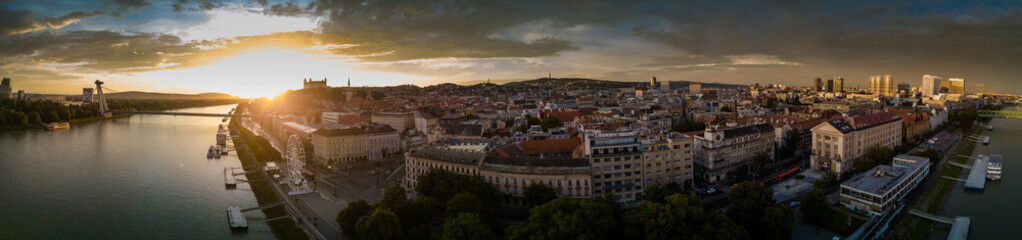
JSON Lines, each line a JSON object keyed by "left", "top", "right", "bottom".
{"left": 928, "top": 106, "right": 1022, "bottom": 240}
{"left": 0, "top": 105, "right": 274, "bottom": 239}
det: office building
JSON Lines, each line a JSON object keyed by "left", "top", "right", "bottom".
{"left": 831, "top": 77, "right": 844, "bottom": 93}
{"left": 810, "top": 112, "right": 902, "bottom": 175}
{"left": 0, "top": 78, "right": 11, "bottom": 99}
{"left": 921, "top": 75, "right": 941, "bottom": 97}
{"left": 373, "top": 111, "right": 417, "bottom": 133}
{"left": 640, "top": 133, "right": 694, "bottom": 189}
{"left": 948, "top": 78, "right": 965, "bottom": 94}
{"left": 869, "top": 75, "right": 893, "bottom": 95}
{"left": 82, "top": 88, "right": 94, "bottom": 103}
{"left": 840, "top": 155, "right": 929, "bottom": 216}
{"left": 583, "top": 131, "right": 645, "bottom": 203}
{"left": 814, "top": 77, "right": 824, "bottom": 92}
{"left": 897, "top": 83, "right": 910, "bottom": 94}
{"left": 689, "top": 82, "right": 702, "bottom": 95}
{"left": 311, "top": 127, "right": 367, "bottom": 166}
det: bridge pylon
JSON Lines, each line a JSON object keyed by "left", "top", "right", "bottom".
{"left": 95, "top": 80, "right": 111, "bottom": 117}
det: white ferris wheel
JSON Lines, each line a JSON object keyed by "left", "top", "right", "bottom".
{"left": 285, "top": 134, "right": 313, "bottom": 195}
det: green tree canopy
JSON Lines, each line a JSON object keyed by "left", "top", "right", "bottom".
{"left": 446, "top": 192, "right": 488, "bottom": 217}
{"left": 507, "top": 198, "right": 617, "bottom": 240}
{"left": 523, "top": 183, "right": 558, "bottom": 207}
{"left": 356, "top": 208, "right": 405, "bottom": 240}
{"left": 337, "top": 200, "right": 373, "bottom": 239}
{"left": 414, "top": 169, "right": 497, "bottom": 205}
{"left": 726, "top": 181, "right": 793, "bottom": 240}
{"left": 441, "top": 213, "right": 494, "bottom": 240}
{"left": 628, "top": 193, "right": 750, "bottom": 240}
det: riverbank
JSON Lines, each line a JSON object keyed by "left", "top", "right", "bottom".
{"left": 229, "top": 119, "right": 310, "bottom": 240}
{"left": 889, "top": 126, "right": 983, "bottom": 240}
{"left": 0, "top": 99, "right": 244, "bottom": 132}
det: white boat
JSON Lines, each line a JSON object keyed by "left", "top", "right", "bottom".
{"left": 45, "top": 122, "right": 70, "bottom": 130}
{"left": 207, "top": 145, "right": 217, "bottom": 159}
{"left": 213, "top": 146, "right": 221, "bottom": 159}
{"left": 987, "top": 155, "right": 1002, "bottom": 180}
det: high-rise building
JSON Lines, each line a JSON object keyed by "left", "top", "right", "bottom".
{"left": 0, "top": 78, "right": 11, "bottom": 99}
{"left": 869, "top": 75, "right": 893, "bottom": 95}
{"left": 650, "top": 76, "right": 657, "bottom": 88}
{"left": 689, "top": 82, "right": 701, "bottom": 95}
{"left": 826, "top": 79, "right": 834, "bottom": 92}
{"left": 921, "top": 75, "right": 941, "bottom": 97}
{"left": 948, "top": 78, "right": 965, "bottom": 94}
{"left": 897, "top": 83, "right": 910, "bottom": 94}
{"left": 82, "top": 88, "right": 94, "bottom": 103}
{"left": 814, "top": 77, "right": 823, "bottom": 92}
{"left": 832, "top": 77, "right": 844, "bottom": 93}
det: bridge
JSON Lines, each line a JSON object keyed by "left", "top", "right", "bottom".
{"left": 94, "top": 80, "right": 253, "bottom": 118}
{"left": 977, "top": 110, "right": 1022, "bottom": 119}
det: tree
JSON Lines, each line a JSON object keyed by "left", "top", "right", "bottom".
{"left": 641, "top": 182, "right": 682, "bottom": 204}
{"left": 780, "top": 129, "right": 800, "bottom": 158}
{"left": 446, "top": 192, "right": 487, "bottom": 217}
{"left": 356, "top": 208, "right": 405, "bottom": 240}
{"left": 814, "top": 171, "right": 840, "bottom": 192}
{"left": 381, "top": 184, "right": 410, "bottom": 211}
{"left": 27, "top": 112, "right": 41, "bottom": 124}
{"left": 865, "top": 146, "right": 894, "bottom": 165}
{"left": 801, "top": 188, "right": 831, "bottom": 224}
{"left": 628, "top": 193, "right": 750, "bottom": 240}
{"left": 337, "top": 200, "right": 373, "bottom": 239}
{"left": 726, "top": 181, "right": 793, "bottom": 240}
{"left": 441, "top": 213, "right": 494, "bottom": 240}
{"left": 523, "top": 183, "right": 558, "bottom": 207}
{"left": 415, "top": 169, "right": 497, "bottom": 205}
{"left": 853, "top": 157, "right": 876, "bottom": 173}
{"left": 911, "top": 149, "right": 941, "bottom": 165}
{"left": 507, "top": 198, "right": 617, "bottom": 240}
{"left": 7, "top": 112, "right": 28, "bottom": 126}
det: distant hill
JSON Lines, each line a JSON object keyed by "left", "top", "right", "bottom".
{"left": 499, "top": 78, "right": 747, "bottom": 89}
{"left": 104, "top": 91, "right": 240, "bottom": 100}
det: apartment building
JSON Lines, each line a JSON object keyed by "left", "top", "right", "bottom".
{"left": 692, "top": 123, "right": 776, "bottom": 184}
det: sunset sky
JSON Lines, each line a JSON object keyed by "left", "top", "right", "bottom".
{"left": 2, "top": 0, "right": 1021, "bottom": 98}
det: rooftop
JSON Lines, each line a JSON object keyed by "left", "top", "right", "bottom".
{"left": 842, "top": 154, "right": 929, "bottom": 196}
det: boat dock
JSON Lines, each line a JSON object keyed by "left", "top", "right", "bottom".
{"left": 224, "top": 167, "right": 237, "bottom": 188}
{"left": 964, "top": 155, "right": 989, "bottom": 190}
{"left": 227, "top": 206, "right": 248, "bottom": 231}
{"left": 908, "top": 209, "right": 970, "bottom": 240}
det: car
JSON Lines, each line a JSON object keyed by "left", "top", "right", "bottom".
{"left": 789, "top": 201, "right": 801, "bottom": 207}
{"left": 706, "top": 188, "right": 717, "bottom": 194}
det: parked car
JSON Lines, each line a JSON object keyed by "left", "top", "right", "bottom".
{"left": 789, "top": 201, "right": 801, "bottom": 207}
{"left": 706, "top": 188, "right": 717, "bottom": 194}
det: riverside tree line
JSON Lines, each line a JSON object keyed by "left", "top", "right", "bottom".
{"left": 0, "top": 98, "right": 243, "bottom": 128}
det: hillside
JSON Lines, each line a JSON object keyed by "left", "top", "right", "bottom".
{"left": 104, "top": 91, "right": 240, "bottom": 100}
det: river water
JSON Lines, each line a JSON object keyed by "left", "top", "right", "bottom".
{"left": 928, "top": 106, "right": 1022, "bottom": 240}
{"left": 0, "top": 105, "right": 275, "bottom": 239}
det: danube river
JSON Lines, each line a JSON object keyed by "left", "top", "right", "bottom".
{"left": 0, "top": 105, "right": 274, "bottom": 239}
{"left": 928, "top": 106, "right": 1022, "bottom": 240}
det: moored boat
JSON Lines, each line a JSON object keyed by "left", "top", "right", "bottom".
{"left": 987, "top": 155, "right": 1002, "bottom": 180}
{"left": 45, "top": 122, "right": 70, "bottom": 130}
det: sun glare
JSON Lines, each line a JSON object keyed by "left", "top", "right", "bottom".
{"left": 138, "top": 48, "right": 420, "bottom": 98}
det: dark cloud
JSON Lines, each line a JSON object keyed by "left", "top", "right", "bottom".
{"left": 0, "top": 9, "right": 105, "bottom": 35}
{"left": 264, "top": 2, "right": 312, "bottom": 16}
{"left": 110, "top": 0, "right": 152, "bottom": 16}
{"left": 305, "top": 0, "right": 647, "bottom": 62}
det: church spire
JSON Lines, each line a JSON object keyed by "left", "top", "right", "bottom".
{"left": 347, "top": 78, "right": 351, "bottom": 87}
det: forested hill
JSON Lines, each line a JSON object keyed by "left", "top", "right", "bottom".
{"left": 105, "top": 91, "right": 239, "bottom": 100}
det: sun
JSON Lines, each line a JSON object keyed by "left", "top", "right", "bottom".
{"left": 138, "top": 48, "right": 420, "bottom": 98}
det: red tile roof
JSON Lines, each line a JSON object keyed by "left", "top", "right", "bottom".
{"left": 517, "top": 137, "right": 583, "bottom": 155}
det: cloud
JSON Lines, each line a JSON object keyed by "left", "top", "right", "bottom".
{"left": 0, "top": 9, "right": 105, "bottom": 35}
{"left": 263, "top": 2, "right": 313, "bottom": 17}
{"left": 110, "top": 0, "right": 153, "bottom": 16}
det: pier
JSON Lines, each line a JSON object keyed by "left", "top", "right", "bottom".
{"left": 907, "top": 209, "right": 970, "bottom": 240}
{"left": 227, "top": 206, "right": 248, "bottom": 231}
{"left": 224, "top": 167, "right": 238, "bottom": 188}
{"left": 963, "top": 155, "right": 988, "bottom": 190}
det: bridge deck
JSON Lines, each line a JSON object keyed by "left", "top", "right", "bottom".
{"left": 108, "top": 110, "right": 250, "bottom": 117}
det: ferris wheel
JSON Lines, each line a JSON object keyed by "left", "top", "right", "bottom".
{"left": 285, "top": 134, "right": 313, "bottom": 195}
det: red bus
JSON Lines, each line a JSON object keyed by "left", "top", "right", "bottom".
{"left": 776, "top": 166, "right": 800, "bottom": 182}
